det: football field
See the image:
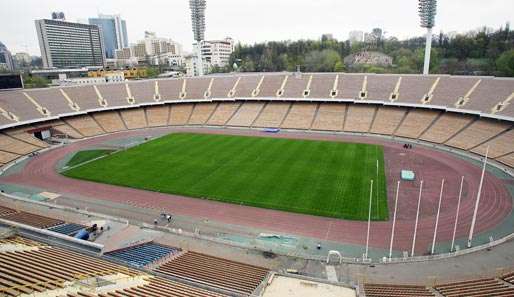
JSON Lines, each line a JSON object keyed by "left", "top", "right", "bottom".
{"left": 63, "top": 133, "right": 389, "bottom": 220}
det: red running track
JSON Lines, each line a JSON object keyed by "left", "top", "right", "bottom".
{"left": 1, "top": 127, "right": 512, "bottom": 254}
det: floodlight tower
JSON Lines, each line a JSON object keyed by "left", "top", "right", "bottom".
{"left": 190, "top": 0, "right": 206, "bottom": 76}
{"left": 419, "top": 0, "right": 437, "bottom": 75}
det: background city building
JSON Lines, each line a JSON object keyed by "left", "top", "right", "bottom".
{"left": 0, "top": 41, "right": 15, "bottom": 71}
{"left": 201, "top": 37, "right": 234, "bottom": 67}
{"left": 89, "top": 14, "right": 128, "bottom": 59}
{"left": 35, "top": 16, "right": 106, "bottom": 68}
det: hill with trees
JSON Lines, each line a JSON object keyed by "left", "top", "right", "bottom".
{"left": 222, "top": 24, "right": 514, "bottom": 77}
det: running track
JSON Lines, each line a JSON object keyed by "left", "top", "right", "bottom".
{"left": 1, "top": 127, "right": 512, "bottom": 254}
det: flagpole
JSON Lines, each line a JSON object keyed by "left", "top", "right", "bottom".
{"left": 365, "top": 179, "right": 374, "bottom": 260}
{"left": 451, "top": 176, "right": 464, "bottom": 252}
{"left": 389, "top": 181, "right": 400, "bottom": 259}
{"left": 468, "top": 146, "right": 489, "bottom": 248}
{"left": 431, "top": 179, "right": 445, "bottom": 255}
{"left": 411, "top": 180, "right": 424, "bottom": 257}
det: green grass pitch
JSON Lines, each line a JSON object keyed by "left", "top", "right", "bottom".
{"left": 66, "top": 149, "right": 114, "bottom": 167}
{"left": 63, "top": 133, "right": 389, "bottom": 220}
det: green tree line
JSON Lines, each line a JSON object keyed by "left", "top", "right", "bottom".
{"left": 219, "top": 24, "right": 514, "bottom": 77}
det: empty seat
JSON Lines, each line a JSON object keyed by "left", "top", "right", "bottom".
{"left": 420, "top": 113, "right": 475, "bottom": 143}
{"left": 281, "top": 103, "right": 318, "bottom": 129}
{"left": 155, "top": 251, "right": 269, "bottom": 296}
{"left": 105, "top": 242, "right": 180, "bottom": 268}
{"left": 344, "top": 105, "right": 376, "bottom": 132}
{"left": 311, "top": 103, "right": 346, "bottom": 131}
{"left": 146, "top": 105, "right": 170, "bottom": 127}
{"left": 226, "top": 102, "right": 265, "bottom": 126}
{"left": 370, "top": 106, "right": 407, "bottom": 135}
{"left": 395, "top": 109, "right": 440, "bottom": 138}
{"left": 169, "top": 104, "right": 194, "bottom": 125}
{"left": 364, "top": 283, "right": 434, "bottom": 297}
{"left": 188, "top": 103, "right": 218, "bottom": 125}
{"left": 64, "top": 115, "right": 104, "bottom": 137}
{"left": 119, "top": 108, "right": 147, "bottom": 129}
{"left": 253, "top": 102, "right": 291, "bottom": 128}
{"left": 445, "top": 119, "right": 511, "bottom": 150}
{"left": 92, "top": 111, "right": 126, "bottom": 132}
{"left": 1, "top": 211, "right": 64, "bottom": 228}
{"left": 48, "top": 223, "right": 85, "bottom": 236}
{"left": 206, "top": 102, "right": 241, "bottom": 126}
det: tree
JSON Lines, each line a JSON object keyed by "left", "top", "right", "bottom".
{"left": 23, "top": 76, "right": 49, "bottom": 88}
{"left": 496, "top": 50, "right": 514, "bottom": 76}
{"left": 304, "top": 49, "right": 342, "bottom": 72}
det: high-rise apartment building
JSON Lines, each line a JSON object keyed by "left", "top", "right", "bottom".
{"left": 89, "top": 14, "right": 128, "bottom": 58}
{"left": 201, "top": 37, "right": 234, "bottom": 67}
{"left": 35, "top": 17, "right": 106, "bottom": 68}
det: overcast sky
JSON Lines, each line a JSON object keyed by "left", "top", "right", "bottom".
{"left": 1, "top": 0, "right": 513, "bottom": 56}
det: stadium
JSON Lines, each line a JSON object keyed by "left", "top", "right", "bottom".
{"left": 0, "top": 71, "right": 513, "bottom": 296}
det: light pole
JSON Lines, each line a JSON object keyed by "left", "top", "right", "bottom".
{"left": 419, "top": 0, "right": 437, "bottom": 75}
{"left": 190, "top": 0, "right": 206, "bottom": 76}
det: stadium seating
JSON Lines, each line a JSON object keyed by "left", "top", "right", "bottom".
{"left": 0, "top": 151, "right": 20, "bottom": 164}
{"left": 395, "top": 109, "right": 440, "bottom": 138}
{"left": 146, "top": 105, "right": 170, "bottom": 127}
{"left": 105, "top": 242, "right": 180, "bottom": 268}
{"left": 129, "top": 80, "right": 155, "bottom": 103}
{"left": 0, "top": 133, "right": 39, "bottom": 155}
{"left": 445, "top": 119, "right": 511, "bottom": 150}
{"left": 210, "top": 76, "right": 238, "bottom": 98}
{"left": 503, "top": 271, "right": 514, "bottom": 284}
{"left": 27, "top": 88, "right": 77, "bottom": 115}
{"left": 370, "top": 106, "right": 407, "bottom": 135}
{"left": 366, "top": 75, "right": 398, "bottom": 101}
{"left": 158, "top": 78, "right": 183, "bottom": 100}
{"left": 258, "top": 75, "right": 285, "bottom": 97}
{"left": 62, "top": 85, "right": 103, "bottom": 110}
{"left": 336, "top": 74, "right": 364, "bottom": 99}
{"left": 344, "top": 104, "right": 376, "bottom": 132}
{"left": 0, "top": 234, "right": 227, "bottom": 296}
{"left": 206, "top": 102, "right": 241, "bottom": 126}
{"left": 253, "top": 102, "right": 291, "bottom": 127}
{"left": 466, "top": 78, "right": 513, "bottom": 113}
{"left": 0, "top": 91, "right": 42, "bottom": 121}
{"left": 497, "top": 152, "right": 514, "bottom": 167}
{"left": 226, "top": 102, "right": 265, "bottom": 126}
{"left": 185, "top": 77, "right": 211, "bottom": 100}
{"left": 397, "top": 75, "right": 437, "bottom": 103}
{"left": 5, "top": 128, "right": 49, "bottom": 148}
{"left": 119, "top": 108, "right": 148, "bottom": 129}
{"left": 308, "top": 74, "right": 336, "bottom": 98}
{"left": 420, "top": 113, "right": 474, "bottom": 143}
{"left": 169, "top": 104, "right": 194, "bottom": 125}
{"left": 363, "top": 283, "right": 435, "bottom": 297}
{"left": 50, "top": 120, "right": 84, "bottom": 139}
{"left": 281, "top": 102, "right": 318, "bottom": 129}
{"left": 471, "top": 129, "right": 514, "bottom": 158}
{"left": 0, "top": 205, "right": 17, "bottom": 217}
{"left": 92, "top": 111, "right": 127, "bottom": 132}
{"left": 48, "top": 223, "right": 86, "bottom": 236}
{"left": 96, "top": 83, "right": 132, "bottom": 107}
{"left": 64, "top": 115, "right": 105, "bottom": 137}
{"left": 282, "top": 74, "right": 310, "bottom": 98}
{"left": 188, "top": 103, "right": 218, "bottom": 125}
{"left": 232, "top": 75, "right": 260, "bottom": 98}
{"left": 155, "top": 251, "right": 269, "bottom": 296}
{"left": 1, "top": 211, "right": 64, "bottom": 228}
{"left": 435, "top": 278, "right": 514, "bottom": 297}
{"left": 430, "top": 76, "right": 480, "bottom": 107}
{"left": 311, "top": 103, "right": 346, "bottom": 131}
